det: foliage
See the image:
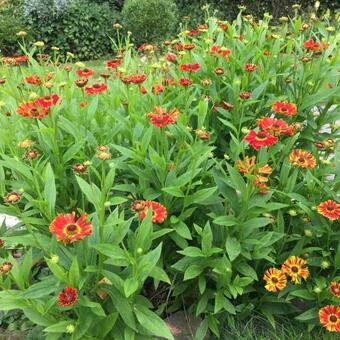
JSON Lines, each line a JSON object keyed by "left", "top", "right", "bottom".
{"left": 121, "top": 0, "right": 179, "bottom": 45}
{"left": 23, "top": 0, "right": 117, "bottom": 60}
{"left": 0, "top": 0, "right": 27, "bottom": 56}
{"left": 0, "top": 8, "right": 339, "bottom": 339}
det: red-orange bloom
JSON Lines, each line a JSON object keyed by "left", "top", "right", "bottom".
{"left": 281, "top": 256, "right": 309, "bottom": 284}
{"left": 237, "top": 156, "right": 272, "bottom": 183}
{"left": 289, "top": 149, "right": 316, "bottom": 169}
{"left": 85, "top": 83, "right": 108, "bottom": 95}
{"left": 35, "top": 94, "right": 59, "bottom": 108}
{"left": 244, "top": 63, "right": 257, "bottom": 72}
{"left": 244, "top": 130, "right": 278, "bottom": 151}
{"left": 210, "top": 45, "right": 231, "bottom": 58}
{"left": 180, "top": 63, "right": 200, "bottom": 73}
{"left": 139, "top": 200, "right": 167, "bottom": 224}
{"left": 263, "top": 267, "right": 287, "bottom": 292}
{"left": 272, "top": 101, "right": 297, "bottom": 116}
{"left": 257, "top": 117, "right": 294, "bottom": 136}
{"left": 25, "top": 75, "right": 42, "bottom": 85}
{"left": 76, "top": 68, "right": 95, "bottom": 78}
{"left": 167, "top": 52, "right": 177, "bottom": 63}
{"left": 49, "top": 212, "right": 93, "bottom": 245}
{"left": 16, "top": 101, "right": 49, "bottom": 119}
{"left": 329, "top": 282, "right": 340, "bottom": 298}
{"left": 179, "top": 78, "right": 193, "bottom": 87}
{"left": 2, "top": 55, "right": 28, "bottom": 66}
{"left": 106, "top": 59, "right": 121, "bottom": 69}
{"left": 183, "top": 43, "right": 196, "bottom": 50}
{"left": 319, "top": 305, "right": 340, "bottom": 332}
{"left": 147, "top": 107, "right": 180, "bottom": 128}
{"left": 317, "top": 200, "right": 340, "bottom": 221}
{"left": 58, "top": 287, "right": 78, "bottom": 307}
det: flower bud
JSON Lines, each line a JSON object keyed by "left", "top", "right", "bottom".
{"left": 304, "top": 229, "right": 313, "bottom": 237}
{"left": 104, "top": 201, "right": 111, "bottom": 208}
{"left": 50, "top": 255, "right": 59, "bottom": 264}
{"left": 313, "top": 286, "right": 322, "bottom": 294}
{"left": 136, "top": 248, "right": 143, "bottom": 255}
{"left": 66, "top": 324, "right": 75, "bottom": 334}
{"left": 241, "top": 127, "right": 250, "bottom": 134}
{"left": 288, "top": 209, "right": 297, "bottom": 216}
{"left": 320, "top": 261, "right": 330, "bottom": 269}
{"left": 34, "top": 41, "right": 45, "bottom": 47}
{"left": 16, "top": 31, "right": 27, "bottom": 37}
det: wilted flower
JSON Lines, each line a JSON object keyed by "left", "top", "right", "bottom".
{"left": 4, "top": 192, "right": 22, "bottom": 204}
{"left": 0, "top": 261, "right": 12, "bottom": 274}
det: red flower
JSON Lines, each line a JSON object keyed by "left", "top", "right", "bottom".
{"left": 329, "top": 282, "right": 340, "bottom": 298}
{"left": 180, "top": 63, "right": 200, "bottom": 73}
{"left": 244, "top": 63, "right": 257, "bottom": 72}
{"left": 106, "top": 59, "right": 121, "bottom": 69}
{"left": 272, "top": 101, "right": 297, "bottom": 116}
{"left": 49, "top": 212, "right": 93, "bottom": 245}
{"left": 319, "top": 305, "right": 340, "bottom": 332}
{"left": 80, "top": 101, "right": 88, "bottom": 108}
{"left": 244, "top": 130, "right": 278, "bottom": 151}
{"left": 140, "top": 86, "right": 147, "bottom": 94}
{"left": 58, "top": 287, "right": 78, "bottom": 307}
{"left": 257, "top": 117, "right": 293, "bottom": 136}
{"left": 122, "top": 74, "right": 147, "bottom": 85}
{"left": 263, "top": 50, "right": 270, "bottom": 56}
{"left": 167, "top": 52, "right": 177, "bottom": 63}
{"left": 187, "top": 29, "right": 200, "bottom": 36}
{"left": 76, "top": 68, "right": 95, "bottom": 78}
{"left": 85, "top": 83, "right": 108, "bottom": 95}
{"left": 183, "top": 43, "right": 196, "bottom": 50}
{"left": 139, "top": 200, "right": 167, "bottom": 224}
{"left": 317, "top": 200, "right": 340, "bottom": 221}
{"left": 16, "top": 101, "right": 49, "bottom": 119}
{"left": 210, "top": 45, "right": 231, "bottom": 59}
{"left": 35, "top": 94, "right": 59, "bottom": 108}
{"left": 151, "top": 84, "right": 164, "bottom": 94}
{"left": 25, "top": 75, "right": 42, "bottom": 86}
{"left": 179, "top": 78, "right": 193, "bottom": 87}
{"left": 304, "top": 39, "right": 315, "bottom": 50}
{"left": 147, "top": 107, "right": 180, "bottom": 128}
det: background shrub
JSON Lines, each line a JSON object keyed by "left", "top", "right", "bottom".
{"left": 0, "top": 0, "right": 27, "bottom": 56}
{"left": 24, "top": 0, "right": 117, "bottom": 60}
{"left": 121, "top": 0, "right": 179, "bottom": 46}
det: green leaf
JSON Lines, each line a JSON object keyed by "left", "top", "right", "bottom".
{"left": 186, "top": 187, "right": 217, "bottom": 205}
{"left": 225, "top": 237, "right": 241, "bottom": 262}
{"left": 162, "top": 186, "right": 185, "bottom": 197}
{"left": 93, "top": 244, "right": 130, "bottom": 266}
{"left": 242, "top": 218, "right": 272, "bottom": 229}
{"left": 96, "top": 313, "right": 118, "bottom": 339}
{"left": 45, "top": 258, "right": 67, "bottom": 283}
{"left": 184, "top": 265, "right": 203, "bottom": 280}
{"left": 177, "top": 246, "right": 204, "bottom": 257}
{"left": 78, "top": 296, "right": 106, "bottom": 317}
{"left": 44, "top": 321, "right": 74, "bottom": 333}
{"left": 44, "top": 163, "right": 56, "bottom": 215}
{"left": 290, "top": 289, "right": 315, "bottom": 300}
{"left": 173, "top": 221, "right": 192, "bottom": 240}
{"left": 149, "top": 266, "right": 171, "bottom": 284}
{"left": 134, "top": 304, "right": 174, "bottom": 340}
{"left": 76, "top": 176, "right": 101, "bottom": 208}
{"left": 295, "top": 307, "right": 318, "bottom": 321}
{"left": 226, "top": 163, "right": 246, "bottom": 194}
{"left": 124, "top": 278, "right": 139, "bottom": 298}
{"left": 68, "top": 257, "right": 80, "bottom": 287}
{"left": 213, "top": 216, "right": 237, "bottom": 226}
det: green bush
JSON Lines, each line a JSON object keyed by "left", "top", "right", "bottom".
{"left": 0, "top": 0, "right": 27, "bottom": 56}
{"left": 121, "top": 0, "right": 179, "bottom": 46}
{"left": 24, "top": 0, "right": 118, "bottom": 60}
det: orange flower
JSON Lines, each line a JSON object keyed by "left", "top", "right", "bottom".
{"left": 147, "top": 107, "right": 180, "bottom": 128}
{"left": 179, "top": 78, "right": 192, "bottom": 87}
{"left": 76, "top": 68, "right": 95, "bottom": 78}
{"left": 139, "top": 201, "right": 167, "bottom": 224}
{"left": 272, "top": 101, "right": 297, "bottom": 116}
{"left": 58, "top": 287, "right": 78, "bottom": 307}
{"left": 263, "top": 267, "right": 287, "bottom": 292}
{"left": 16, "top": 101, "right": 49, "bottom": 119}
{"left": 237, "top": 156, "right": 272, "bottom": 182}
{"left": 0, "top": 261, "right": 12, "bottom": 274}
{"left": 25, "top": 74, "right": 42, "bottom": 85}
{"left": 244, "top": 130, "right": 278, "bottom": 151}
{"left": 289, "top": 149, "right": 316, "bottom": 169}
{"left": 317, "top": 200, "right": 340, "bottom": 221}
{"left": 329, "top": 282, "right": 340, "bottom": 298}
{"left": 180, "top": 63, "right": 200, "bottom": 72}
{"left": 35, "top": 94, "right": 59, "bottom": 108}
{"left": 244, "top": 63, "right": 257, "bottom": 72}
{"left": 49, "top": 212, "right": 93, "bottom": 245}
{"left": 281, "top": 256, "right": 309, "bottom": 284}
{"left": 106, "top": 59, "right": 121, "bottom": 69}
{"left": 257, "top": 117, "right": 294, "bottom": 136}
{"left": 85, "top": 83, "right": 107, "bottom": 95}
{"left": 319, "top": 305, "right": 340, "bottom": 332}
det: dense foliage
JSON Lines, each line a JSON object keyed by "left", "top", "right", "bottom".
{"left": 0, "top": 7, "right": 339, "bottom": 340}
{"left": 121, "top": 0, "right": 179, "bottom": 46}
{"left": 23, "top": 0, "right": 117, "bottom": 60}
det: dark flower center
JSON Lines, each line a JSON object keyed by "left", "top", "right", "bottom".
{"left": 271, "top": 277, "right": 278, "bottom": 283}
{"left": 291, "top": 266, "right": 299, "bottom": 273}
{"left": 298, "top": 157, "right": 305, "bottom": 162}
{"left": 327, "top": 206, "right": 334, "bottom": 211}
{"left": 66, "top": 224, "right": 78, "bottom": 234}
{"left": 257, "top": 131, "right": 267, "bottom": 139}
{"left": 330, "top": 315, "right": 337, "bottom": 323}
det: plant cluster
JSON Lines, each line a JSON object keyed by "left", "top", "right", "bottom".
{"left": 0, "top": 7, "right": 339, "bottom": 339}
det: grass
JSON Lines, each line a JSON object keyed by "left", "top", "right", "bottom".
{"left": 221, "top": 315, "right": 339, "bottom": 340}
